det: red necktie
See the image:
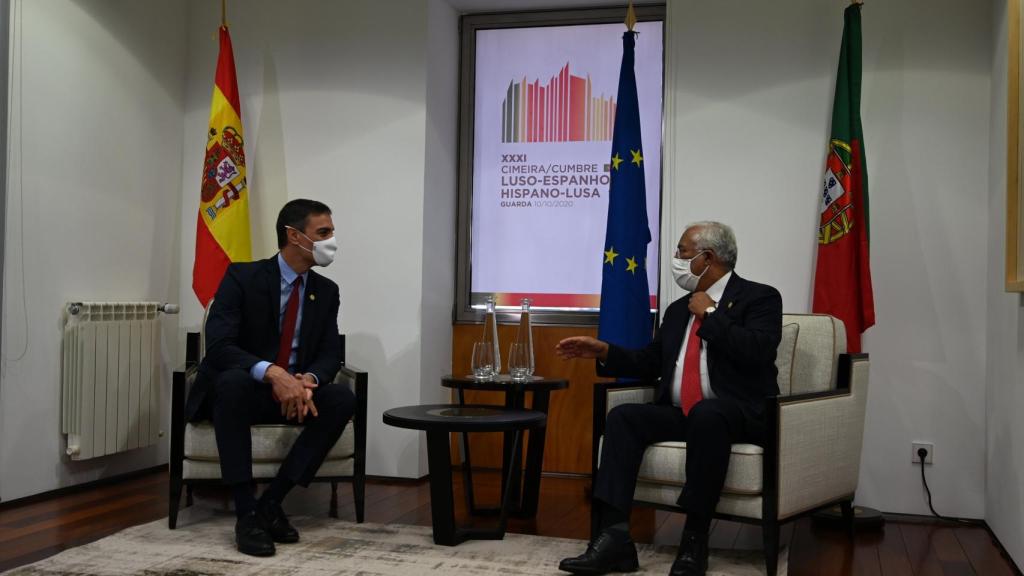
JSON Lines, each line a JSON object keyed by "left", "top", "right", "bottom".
{"left": 275, "top": 276, "right": 303, "bottom": 370}
{"left": 680, "top": 316, "right": 703, "bottom": 415}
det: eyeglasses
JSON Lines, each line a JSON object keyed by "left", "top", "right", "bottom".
{"left": 674, "top": 248, "right": 710, "bottom": 260}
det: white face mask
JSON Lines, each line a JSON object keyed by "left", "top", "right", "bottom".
{"left": 288, "top": 226, "right": 338, "bottom": 267}
{"left": 671, "top": 251, "right": 708, "bottom": 292}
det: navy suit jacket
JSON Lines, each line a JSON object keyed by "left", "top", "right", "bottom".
{"left": 601, "top": 273, "right": 783, "bottom": 427}
{"left": 185, "top": 256, "right": 342, "bottom": 421}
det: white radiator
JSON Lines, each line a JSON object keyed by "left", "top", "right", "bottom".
{"left": 61, "top": 302, "right": 176, "bottom": 460}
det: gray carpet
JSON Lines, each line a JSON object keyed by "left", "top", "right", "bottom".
{"left": 4, "top": 513, "right": 787, "bottom": 575}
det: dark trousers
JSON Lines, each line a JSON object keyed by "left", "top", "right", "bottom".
{"left": 210, "top": 369, "right": 355, "bottom": 487}
{"left": 593, "top": 398, "right": 761, "bottom": 534}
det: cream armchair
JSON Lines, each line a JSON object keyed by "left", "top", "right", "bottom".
{"left": 169, "top": 328, "right": 367, "bottom": 529}
{"left": 592, "top": 314, "right": 869, "bottom": 576}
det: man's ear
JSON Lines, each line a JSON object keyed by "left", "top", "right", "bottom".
{"left": 708, "top": 251, "right": 724, "bottom": 271}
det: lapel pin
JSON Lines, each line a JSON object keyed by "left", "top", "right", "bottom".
{"left": 727, "top": 301, "right": 734, "bottom": 309}
{"left": 309, "top": 294, "right": 316, "bottom": 301}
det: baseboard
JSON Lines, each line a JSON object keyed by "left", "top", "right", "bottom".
{"left": 366, "top": 474, "right": 428, "bottom": 484}
{"left": 0, "top": 464, "right": 168, "bottom": 510}
{"left": 453, "top": 465, "right": 588, "bottom": 480}
{"left": 972, "top": 521, "right": 1022, "bottom": 576}
{"left": 882, "top": 513, "right": 1022, "bottom": 575}
{"left": 369, "top": 467, "right": 586, "bottom": 484}
{"left": 986, "top": 527, "right": 1024, "bottom": 576}
{"left": 882, "top": 512, "right": 984, "bottom": 525}
{"left": 538, "top": 471, "right": 589, "bottom": 480}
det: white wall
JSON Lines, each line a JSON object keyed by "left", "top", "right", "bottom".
{"left": 1, "top": 1, "right": 1010, "bottom": 529}
{"left": 179, "top": 0, "right": 456, "bottom": 479}
{"left": 418, "top": 0, "right": 459, "bottom": 473}
{"left": 987, "top": 0, "right": 1024, "bottom": 568}
{"left": 0, "top": 0, "right": 9, "bottom": 501}
{"left": 664, "top": 0, "right": 992, "bottom": 517}
{"left": 0, "top": 0, "right": 185, "bottom": 501}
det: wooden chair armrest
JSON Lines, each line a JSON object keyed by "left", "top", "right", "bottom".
{"left": 336, "top": 363, "right": 368, "bottom": 480}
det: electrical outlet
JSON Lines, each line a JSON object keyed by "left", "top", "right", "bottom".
{"left": 912, "top": 442, "right": 934, "bottom": 465}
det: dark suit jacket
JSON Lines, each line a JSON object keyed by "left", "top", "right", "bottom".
{"left": 185, "top": 256, "right": 342, "bottom": 421}
{"left": 601, "top": 273, "right": 783, "bottom": 427}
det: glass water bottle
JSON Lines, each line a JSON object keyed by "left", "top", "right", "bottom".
{"left": 514, "top": 298, "right": 535, "bottom": 377}
{"left": 482, "top": 295, "right": 501, "bottom": 374}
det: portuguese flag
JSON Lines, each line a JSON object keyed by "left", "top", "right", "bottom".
{"left": 812, "top": 4, "right": 875, "bottom": 353}
{"left": 192, "top": 25, "right": 251, "bottom": 307}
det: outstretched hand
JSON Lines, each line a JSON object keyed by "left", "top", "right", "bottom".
{"left": 554, "top": 336, "right": 609, "bottom": 361}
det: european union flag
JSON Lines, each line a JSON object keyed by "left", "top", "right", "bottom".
{"left": 598, "top": 31, "right": 652, "bottom": 349}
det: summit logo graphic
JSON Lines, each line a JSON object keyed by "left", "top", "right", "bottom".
{"left": 501, "top": 62, "right": 616, "bottom": 144}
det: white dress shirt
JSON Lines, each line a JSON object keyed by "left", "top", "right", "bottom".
{"left": 671, "top": 271, "right": 732, "bottom": 407}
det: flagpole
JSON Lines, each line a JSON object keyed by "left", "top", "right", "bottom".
{"left": 221, "top": 0, "right": 227, "bottom": 28}
{"left": 813, "top": 0, "right": 884, "bottom": 534}
{"left": 625, "top": 0, "right": 636, "bottom": 32}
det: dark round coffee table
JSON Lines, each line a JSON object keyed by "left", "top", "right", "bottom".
{"left": 442, "top": 375, "right": 568, "bottom": 518}
{"left": 383, "top": 404, "right": 546, "bottom": 546}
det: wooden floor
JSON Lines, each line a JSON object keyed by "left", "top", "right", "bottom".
{"left": 0, "top": 468, "right": 1019, "bottom": 575}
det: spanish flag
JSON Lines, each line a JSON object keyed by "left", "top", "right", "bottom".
{"left": 192, "top": 25, "right": 251, "bottom": 307}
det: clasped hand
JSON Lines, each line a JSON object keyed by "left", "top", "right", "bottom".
{"left": 266, "top": 365, "right": 319, "bottom": 423}
{"left": 688, "top": 291, "right": 716, "bottom": 317}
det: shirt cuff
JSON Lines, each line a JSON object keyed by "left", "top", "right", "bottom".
{"left": 250, "top": 361, "right": 271, "bottom": 382}
{"left": 308, "top": 373, "right": 320, "bottom": 385}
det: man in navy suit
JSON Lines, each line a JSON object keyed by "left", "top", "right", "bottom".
{"left": 186, "top": 199, "right": 355, "bottom": 557}
{"left": 556, "top": 222, "right": 782, "bottom": 576}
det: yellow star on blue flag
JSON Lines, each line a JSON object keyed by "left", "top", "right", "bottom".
{"left": 604, "top": 246, "right": 619, "bottom": 265}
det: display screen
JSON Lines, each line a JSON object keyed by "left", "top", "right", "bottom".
{"left": 468, "top": 21, "right": 664, "bottom": 312}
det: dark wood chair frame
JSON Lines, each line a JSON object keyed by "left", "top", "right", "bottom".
{"left": 590, "top": 353, "right": 867, "bottom": 576}
{"left": 169, "top": 332, "right": 368, "bottom": 529}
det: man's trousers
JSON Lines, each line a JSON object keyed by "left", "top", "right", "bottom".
{"left": 593, "top": 398, "right": 763, "bottom": 533}
{"left": 208, "top": 369, "right": 355, "bottom": 487}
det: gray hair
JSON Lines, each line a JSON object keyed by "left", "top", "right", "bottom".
{"left": 686, "top": 221, "right": 738, "bottom": 269}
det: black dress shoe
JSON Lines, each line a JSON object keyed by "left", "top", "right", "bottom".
{"left": 669, "top": 531, "right": 709, "bottom": 576}
{"left": 235, "top": 511, "right": 276, "bottom": 557}
{"left": 257, "top": 499, "right": 300, "bottom": 543}
{"left": 558, "top": 530, "right": 639, "bottom": 574}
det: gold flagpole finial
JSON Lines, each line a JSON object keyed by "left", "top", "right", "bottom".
{"left": 625, "top": 1, "right": 637, "bottom": 32}
{"left": 851, "top": 0, "right": 864, "bottom": 5}
{"left": 221, "top": 0, "right": 227, "bottom": 27}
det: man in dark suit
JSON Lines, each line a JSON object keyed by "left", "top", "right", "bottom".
{"left": 556, "top": 221, "right": 782, "bottom": 576}
{"left": 186, "top": 199, "right": 355, "bottom": 557}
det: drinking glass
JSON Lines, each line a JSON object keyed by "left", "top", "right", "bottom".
{"left": 508, "top": 342, "right": 529, "bottom": 382}
{"left": 471, "top": 342, "right": 494, "bottom": 381}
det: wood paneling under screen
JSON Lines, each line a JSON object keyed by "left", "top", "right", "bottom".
{"left": 450, "top": 324, "right": 607, "bottom": 475}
